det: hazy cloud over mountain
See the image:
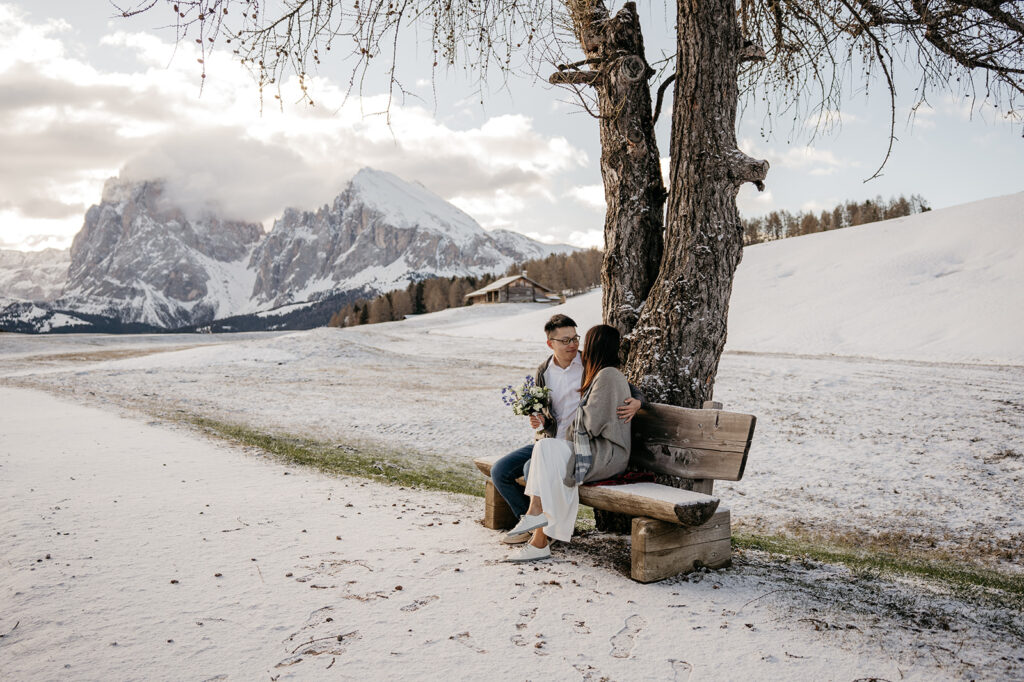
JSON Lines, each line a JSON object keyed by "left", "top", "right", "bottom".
{"left": 0, "top": 5, "right": 585, "bottom": 248}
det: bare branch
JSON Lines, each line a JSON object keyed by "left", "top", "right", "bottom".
{"left": 652, "top": 74, "right": 675, "bottom": 125}
{"left": 549, "top": 70, "right": 601, "bottom": 85}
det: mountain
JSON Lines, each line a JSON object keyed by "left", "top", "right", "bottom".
{"left": 56, "top": 178, "right": 265, "bottom": 328}
{"left": 0, "top": 248, "right": 70, "bottom": 302}
{"left": 247, "top": 168, "right": 576, "bottom": 309}
{"left": 488, "top": 228, "right": 578, "bottom": 262}
{"left": 0, "top": 168, "right": 577, "bottom": 332}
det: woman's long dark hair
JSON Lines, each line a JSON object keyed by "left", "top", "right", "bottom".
{"left": 579, "top": 324, "right": 621, "bottom": 395}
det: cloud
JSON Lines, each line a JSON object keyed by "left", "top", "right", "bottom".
{"left": 0, "top": 8, "right": 587, "bottom": 249}
{"left": 804, "top": 109, "right": 859, "bottom": 129}
{"left": 448, "top": 189, "right": 527, "bottom": 228}
{"left": 774, "top": 146, "right": 844, "bottom": 172}
{"left": 736, "top": 138, "right": 848, "bottom": 178}
{"left": 119, "top": 129, "right": 343, "bottom": 224}
{"left": 567, "top": 229, "right": 603, "bottom": 249}
{"left": 737, "top": 186, "right": 774, "bottom": 216}
{"left": 568, "top": 184, "right": 605, "bottom": 211}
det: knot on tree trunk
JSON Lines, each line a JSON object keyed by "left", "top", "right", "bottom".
{"left": 618, "top": 54, "right": 651, "bottom": 82}
{"left": 726, "top": 150, "right": 769, "bottom": 191}
{"left": 622, "top": 124, "right": 646, "bottom": 147}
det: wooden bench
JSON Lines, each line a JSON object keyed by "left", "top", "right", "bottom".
{"left": 474, "top": 400, "right": 756, "bottom": 582}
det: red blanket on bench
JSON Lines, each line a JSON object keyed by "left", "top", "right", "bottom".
{"left": 584, "top": 471, "right": 656, "bottom": 487}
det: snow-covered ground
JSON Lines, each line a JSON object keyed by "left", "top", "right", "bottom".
{"left": 3, "top": 387, "right": 1021, "bottom": 681}
{"left": 2, "top": 193, "right": 1023, "bottom": 679}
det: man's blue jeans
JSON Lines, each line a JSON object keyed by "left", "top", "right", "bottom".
{"left": 491, "top": 442, "right": 535, "bottom": 519}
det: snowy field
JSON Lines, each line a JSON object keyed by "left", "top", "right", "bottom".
{"left": 2, "top": 194, "right": 1024, "bottom": 679}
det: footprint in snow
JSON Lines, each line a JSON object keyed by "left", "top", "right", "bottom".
{"left": 275, "top": 630, "right": 361, "bottom": 669}
{"left": 572, "top": 662, "right": 612, "bottom": 681}
{"left": 609, "top": 614, "right": 646, "bottom": 659}
{"left": 511, "top": 607, "right": 538, "bottom": 647}
{"left": 449, "top": 631, "right": 487, "bottom": 654}
{"left": 400, "top": 595, "right": 439, "bottom": 612}
{"left": 426, "top": 563, "right": 461, "bottom": 577}
{"left": 283, "top": 606, "right": 336, "bottom": 644}
{"left": 562, "top": 613, "right": 591, "bottom": 634}
{"left": 669, "top": 659, "right": 694, "bottom": 681}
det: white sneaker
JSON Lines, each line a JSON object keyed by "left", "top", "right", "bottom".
{"left": 501, "top": 532, "right": 531, "bottom": 545}
{"left": 506, "top": 513, "right": 548, "bottom": 537}
{"left": 508, "top": 542, "right": 551, "bottom": 562}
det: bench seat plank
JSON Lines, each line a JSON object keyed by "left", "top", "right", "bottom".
{"left": 580, "top": 483, "right": 720, "bottom": 527}
{"left": 475, "top": 453, "right": 502, "bottom": 477}
{"left": 473, "top": 456, "right": 721, "bottom": 527}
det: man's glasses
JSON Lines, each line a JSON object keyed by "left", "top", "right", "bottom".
{"left": 549, "top": 335, "right": 581, "bottom": 346}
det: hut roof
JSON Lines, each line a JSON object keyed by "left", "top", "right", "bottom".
{"left": 464, "top": 274, "right": 554, "bottom": 298}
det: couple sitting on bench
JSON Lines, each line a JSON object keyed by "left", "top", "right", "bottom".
{"left": 495, "top": 314, "right": 645, "bottom": 562}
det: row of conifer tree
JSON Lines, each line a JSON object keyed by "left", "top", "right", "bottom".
{"left": 742, "top": 194, "right": 930, "bottom": 245}
{"left": 327, "top": 249, "right": 603, "bottom": 327}
{"left": 329, "top": 193, "right": 927, "bottom": 327}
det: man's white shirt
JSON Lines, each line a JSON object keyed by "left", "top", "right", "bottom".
{"left": 544, "top": 352, "right": 584, "bottom": 440}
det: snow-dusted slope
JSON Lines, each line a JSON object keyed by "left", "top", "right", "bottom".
{"left": 726, "top": 191, "right": 1024, "bottom": 364}
{"left": 447, "top": 191, "right": 1024, "bottom": 365}
{"left": 0, "top": 248, "right": 70, "bottom": 301}
{"left": 487, "top": 228, "right": 579, "bottom": 260}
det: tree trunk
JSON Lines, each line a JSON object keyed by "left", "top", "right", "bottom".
{"left": 560, "top": 1, "right": 665, "bottom": 357}
{"left": 559, "top": 1, "right": 666, "bottom": 533}
{"left": 624, "top": 0, "right": 768, "bottom": 409}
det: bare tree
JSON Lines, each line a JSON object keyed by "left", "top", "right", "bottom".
{"left": 391, "top": 288, "right": 414, "bottom": 319}
{"left": 368, "top": 294, "right": 393, "bottom": 323}
{"left": 118, "top": 0, "right": 1022, "bottom": 408}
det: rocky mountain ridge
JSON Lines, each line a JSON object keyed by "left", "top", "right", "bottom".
{"left": 0, "top": 248, "right": 70, "bottom": 303}
{"left": 0, "top": 168, "right": 577, "bottom": 332}
{"left": 57, "top": 178, "right": 265, "bottom": 328}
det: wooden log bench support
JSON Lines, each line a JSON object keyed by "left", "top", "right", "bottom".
{"left": 474, "top": 400, "right": 756, "bottom": 583}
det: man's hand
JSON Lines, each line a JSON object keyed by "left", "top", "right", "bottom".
{"left": 529, "top": 413, "right": 546, "bottom": 430}
{"left": 617, "top": 398, "right": 641, "bottom": 423}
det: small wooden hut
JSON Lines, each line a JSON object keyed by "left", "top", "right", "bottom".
{"left": 464, "top": 272, "right": 559, "bottom": 305}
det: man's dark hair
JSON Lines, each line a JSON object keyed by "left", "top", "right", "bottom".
{"left": 544, "top": 314, "right": 578, "bottom": 336}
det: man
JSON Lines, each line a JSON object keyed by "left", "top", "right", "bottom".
{"left": 492, "top": 314, "right": 643, "bottom": 544}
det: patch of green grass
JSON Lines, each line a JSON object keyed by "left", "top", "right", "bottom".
{"left": 186, "top": 415, "right": 484, "bottom": 498}
{"left": 180, "top": 414, "right": 1024, "bottom": 602}
{"left": 734, "top": 532, "right": 1024, "bottom": 602}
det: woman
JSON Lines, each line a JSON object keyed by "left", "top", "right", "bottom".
{"left": 507, "top": 324, "right": 632, "bottom": 562}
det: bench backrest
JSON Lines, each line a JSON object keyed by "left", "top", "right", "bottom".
{"left": 630, "top": 404, "right": 756, "bottom": 482}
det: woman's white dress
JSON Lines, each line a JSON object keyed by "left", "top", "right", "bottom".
{"left": 524, "top": 438, "right": 578, "bottom": 542}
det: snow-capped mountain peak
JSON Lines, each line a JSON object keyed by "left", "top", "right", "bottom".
{"left": 347, "top": 167, "right": 487, "bottom": 247}
{"left": 1, "top": 168, "right": 578, "bottom": 331}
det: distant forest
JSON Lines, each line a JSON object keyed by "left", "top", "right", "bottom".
{"left": 742, "top": 194, "right": 930, "bottom": 245}
{"left": 330, "top": 193, "right": 929, "bottom": 327}
{"left": 328, "top": 249, "right": 603, "bottom": 327}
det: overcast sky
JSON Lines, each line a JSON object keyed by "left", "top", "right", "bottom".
{"left": 1, "top": 1, "right": 1020, "bottom": 251}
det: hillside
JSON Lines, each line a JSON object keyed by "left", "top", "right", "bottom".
{"left": 444, "top": 191, "right": 1024, "bottom": 365}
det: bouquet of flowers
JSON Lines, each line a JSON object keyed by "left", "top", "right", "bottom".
{"left": 501, "top": 375, "right": 551, "bottom": 416}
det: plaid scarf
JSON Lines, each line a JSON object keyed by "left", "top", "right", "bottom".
{"left": 569, "top": 385, "right": 594, "bottom": 486}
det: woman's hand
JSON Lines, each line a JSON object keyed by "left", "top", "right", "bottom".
{"left": 617, "top": 398, "right": 641, "bottom": 423}
{"left": 529, "top": 413, "right": 546, "bottom": 430}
